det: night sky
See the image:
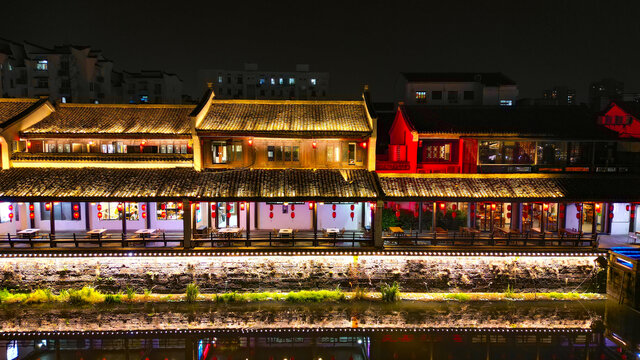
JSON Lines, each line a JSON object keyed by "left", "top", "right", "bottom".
{"left": 2, "top": 0, "right": 639, "bottom": 102}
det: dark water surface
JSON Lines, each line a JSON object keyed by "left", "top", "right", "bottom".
{"left": 1, "top": 300, "right": 639, "bottom": 360}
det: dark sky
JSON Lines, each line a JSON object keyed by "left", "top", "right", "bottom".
{"left": 2, "top": 0, "right": 639, "bottom": 102}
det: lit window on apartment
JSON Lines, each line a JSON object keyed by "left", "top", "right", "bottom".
{"left": 415, "top": 91, "right": 427, "bottom": 103}
{"left": 289, "top": 78, "right": 295, "bottom": 85}
{"left": 348, "top": 143, "right": 357, "bottom": 165}
{"left": 140, "top": 95, "right": 148, "bottom": 103}
{"left": 211, "top": 142, "right": 228, "bottom": 164}
{"left": 218, "top": 75, "right": 223, "bottom": 83}
{"left": 463, "top": 91, "right": 474, "bottom": 100}
{"left": 423, "top": 144, "right": 451, "bottom": 161}
{"left": 61, "top": 97, "right": 67, "bottom": 103}
{"left": 36, "top": 60, "right": 48, "bottom": 71}
{"left": 259, "top": 78, "right": 265, "bottom": 85}
{"left": 279, "top": 78, "right": 284, "bottom": 85}
{"left": 270, "top": 78, "right": 275, "bottom": 85}
{"left": 8, "top": 64, "right": 13, "bottom": 71}
{"left": 500, "top": 99, "right": 513, "bottom": 106}
{"left": 310, "top": 78, "right": 317, "bottom": 86}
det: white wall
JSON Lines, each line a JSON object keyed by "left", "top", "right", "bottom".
{"left": 610, "top": 203, "right": 631, "bottom": 235}
{"left": 256, "top": 202, "right": 313, "bottom": 230}
{"left": 565, "top": 204, "right": 580, "bottom": 231}
{"left": 318, "top": 203, "right": 364, "bottom": 231}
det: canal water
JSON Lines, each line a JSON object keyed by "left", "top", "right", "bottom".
{"left": 0, "top": 300, "right": 639, "bottom": 359}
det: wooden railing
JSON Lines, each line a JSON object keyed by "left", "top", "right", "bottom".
{"left": 192, "top": 232, "right": 372, "bottom": 248}
{"left": 383, "top": 230, "right": 599, "bottom": 248}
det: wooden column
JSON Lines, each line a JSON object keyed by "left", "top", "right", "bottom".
{"left": 50, "top": 202, "right": 56, "bottom": 235}
{"left": 183, "top": 199, "right": 192, "bottom": 248}
{"left": 84, "top": 202, "right": 90, "bottom": 231}
{"left": 146, "top": 202, "right": 151, "bottom": 229}
{"left": 207, "top": 201, "right": 211, "bottom": 230}
{"left": 418, "top": 201, "right": 423, "bottom": 233}
{"left": 510, "top": 202, "right": 520, "bottom": 231}
{"left": 313, "top": 202, "right": 318, "bottom": 236}
{"left": 121, "top": 202, "right": 126, "bottom": 235}
{"left": 254, "top": 201, "right": 259, "bottom": 229}
{"left": 245, "top": 202, "right": 251, "bottom": 239}
{"left": 192, "top": 201, "right": 197, "bottom": 234}
{"left": 431, "top": 202, "right": 437, "bottom": 231}
{"left": 468, "top": 202, "right": 474, "bottom": 228}
{"left": 373, "top": 200, "right": 383, "bottom": 248}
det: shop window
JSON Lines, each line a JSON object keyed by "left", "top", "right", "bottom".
{"left": 211, "top": 142, "right": 228, "bottom": 164}
{"left": 432, "top": 91, "right": 442, "bottom": 100}
{"left": 97, "top": 202, "right": 138, "bottom": 221}
{"left": 40, "top": 202, "right": 82, "bottom": 221}
{"left": 327, "top": 144, "right": 341, "bottom": 163}
{"left": 463, "top": 91, "right": 474, "bottom": 100}
{"left": 479, "top": 141, "right": 535, "bottom": 165}
{"left": 536, "top": 142, "right": 567, "bottom": 166}
{"left": 157, "top": 202, "right": 183, "bottom": 220}
{"left": 267, "top": 144, "right": 299, "bottom": 162}
{"left": 348, "top": 143, "right": 357, "bottom": 165}
{"left": 415, "top": 91, "right": 427, "bottom": 103}
{"left": 422, "top": 143, "right": 451, "bottom": 162}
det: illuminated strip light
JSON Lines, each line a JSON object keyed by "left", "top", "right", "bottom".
{"left": 0, "top": 327, "right": 592, "bottom": 337}
{"left": 616, "top": 257, "right": 635, "bottom": 269}
{"left": 0, "top": 251, "right": 603, "bottom": 258}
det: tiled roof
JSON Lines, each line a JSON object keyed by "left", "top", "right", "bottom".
{"left": 379, "top": 174, "right": 640, "bottom": 202}
{"left": 11, "top": 152, "right": 193, "bottom": 163}
{"left": 0, "top": 98, "right": 42, "bottom": 128}
{"left": 401, "top": 105, "right": 621, "bottom": 139}
{"left": 0, "top": 168, "right": 378, "bottom": 201}
{"left": 21, "top": 103, "right": 195, "bottom": 137}
{"left": 402, "top": 72, "right": 516, "bottom": 86}
{"left": 197, "top": 100, "right": 372, "bottom": 137}
{"left": 610, "top": 100, "right": 640, "bottom": 120}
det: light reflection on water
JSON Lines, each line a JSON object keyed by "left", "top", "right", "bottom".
{"left": 0, "top": 300, "right": 638, "bottom": 360}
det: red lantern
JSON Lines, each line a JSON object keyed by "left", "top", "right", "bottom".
{"left": 451, "top": 204, "right": 457, "bottom": 211}
{"left": 413, "top": 210, "right": 419, "bottom": 218}
{"left": 97, "top": 204, "right": 102, "bottom": 211}
{"left": 73, "top": 212, "right": 79, "bottom": 219}
{"left": 291, "top": 212, "right": 295, "bottom": 219}
{"left": 595, "top": 203, "right": 601, "bottom": 213}
{"left": 350, "top": 212, "right": 355, "bottom": 220}
{"left": 576, "top": 213, "right": 581, "bottom": 219}
{"left": 161, "top": 211, "right": 167, "bottom": 218}
{"left": 226, "top": 204, "right": 231, "bottom": 211}
{"left": 45, "top": 203, "right": 52, "bottom": 211}
{"left": 370, "top": 202, "right": 376, "bottom": 211}
{"left": 26, "top": 141, "right": 31, "bottom": 149}
{"left": 451, "top": 212, "right": 457, "bottom": 218}
{"left": 269, "top": 204, "right": 274, "bottom": 211}
{"left": 117, "top": 203, "right": 123, "bottom": 212}
{"left": 543, "top": 203, "right": 549, "bottom": 212}
{"left": 29, "top": 212, "right": 35, "bottom": 219}
{"left": 332, "top": 204, "right": 337, "bottom": 211}
{"left": 269, "top": 212, "right": 274, "bottom": 219}
{"left": 559, "top": 212, "right": 564, "bottom": 218}
{"left": 248, "top": 138, "right": 253, "bottom": 146}
{"left": 312, "top": 141, "right": 317, "bottom": 149}
{"left": 73, "top": 204, "right": 79, "bottom": 211}
{"left": 211, "top": 203, "right": 217, "bottom": 211}
{"left": 8, "top": 212, "right": 14, "bottom": 220}
{"left": 491, "top": 203, "right": 497, "bottom": 211}
{"left": 226, "top": 212, "right": 231, "bottom": 218}
{"left": 360, "top": 141, "right": 367, "bottom": 149}
{"left": 308, "top": 202, "right": 314, "bottom": 210}
{"left": 507, "top": 205, "right": 512, "bottom": 211}
{"left": 631, "top": 210, "right": 635, "bottom": 219}
{"left": 8, "top": 204, "right": 13, "bottom": 211}
{"left": 423, "top": 203, "right": 428, "bottom": 212}
{"left": 470, "top": 204, "right": 475, "bottom": 211}
{"left": 439, "top": 203, "right": 446, "bottom": 211}
{"left": 211, "top": 210, "right": 216, "bottom": 218}
{"left": 576, "top": 204, "right": 582, "bottom": 212}
{"left": 142, "top": 212, "right": 147, "bottom": 219}
{"left": 626, "top": 204, "right": 630, "bottom": 211}
{"left": 332, "top": 212, "right": 337, "bottom": 218}
{"left": 97, "top": 212, "right": 103, "bottom": 219}
{"left": 507, "top": 212, "right": 511, "bottom": 218}
{"left": 29, "top": 204, "right": 34, "bottom": 212}
{"left": 350, "top": 204, "right": 355, "bottom": 211}
{"left": 609, "top": 204, "right": 614, "bottom": 212}
{"left": 291, "top": 204, "right": 295, "bottom": 211}
{"left": 240, "top": 202, "right": 245, "bottom": 211}
{"left": 177, "top": 202, "right": 183, "bottom": 210}
{"left": 395, "top": 210, "right": 401, "bottom": 218}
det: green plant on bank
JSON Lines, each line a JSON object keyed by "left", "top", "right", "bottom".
{"left": 185, "top": 283, "right": 200, "bottom": 303}
{"left": 104, "top": 293, "right": 122, "bottom": 304}
{"left": 285, "top": 289, "right": 345, "bottom": 302}
{"left": 68, "top": 287, "right": 105, "bottom": 305}
{"left": 444, "top": 293, "right": 471, "bottom": 302}
{"left": 125, "top": 287, "right": 135, "bottom": 301}
{"left": 546, "top": 292, "right": 581, "bottom": 300}
{"left": 24, "top": 289, "right": 55, "bottom": 304}
{"left": 353, "top": 286, "right": 367, "bottom": 300}
{"left": 504, "top": 284, "right": 517, "bottom": 299}
{"left": 143, "top": 289, "right": 152, "bottom": 298}
{"left": 380, "top": 282, "right": 400, "bottom": 302}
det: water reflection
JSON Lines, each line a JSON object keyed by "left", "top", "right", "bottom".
{"left": 0, "top": 300, "right": 638, "bottom": 360}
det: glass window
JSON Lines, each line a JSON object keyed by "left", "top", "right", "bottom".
{"left": 310, "top": 78, "right": 317, "bottom": 86}
{"left": 275, "top": 146, "right": 283, "bottom": 161}
{"left": 63, "top": 144, "right": 71, "bottom": 153}
{"left": 415, "top": 91, "right": 427, "bottom": 103}
{"left": 432, "top": 91, "right": 442, "bottom": 100}
{"left": 348, "top": 143, "right": 356, "bottom": 165}
{"left": 463, "top": 91, "right": 474, "bottom": 100}
{"left": 292, "top": 146, "right": 299, "bottom": 161}
{"left": 288, "top": 78, "right": 295, "bottom": 85}
{"left": 181, "top": 144, "right": 187, "bottom": 154}
{"left": 267, "top": 146, "right": 275, "bottom": 161}
{"left": 447, "top": 91, "right": 458, "bottom": 103}
{"left": 157, "top": 202, "right": 184, "bottom": 220}
{"left": 500, "top": 99, "right": 513, "bottom": 106}
{"left": 270, "top": 78, "right": 275, "bottom": 85}
{"left": 537, "top": 142, "right": 567, "bottom": 166}
{"left": 218, "top": 75, "right": 223, "bottom": 83}
{"left": 229, "top": 143, "right": 243, "bottom": 162}
{"left": 211, "top": 142, "right": 228, "bottom": 164}
{"left": 36, "top": 60, "right": 48, "bottom": 70}
{"left": 479, "top": 141, "right": 535, "bottom": 165}
{"left": 422, "top": 143, "right": 451, "bottom": 162}
{"left": 41, "top": 202, "right": 81, "bottom": 221}
{"left": 279, "top": 78, "right": 284, "bottom": 85}
{"left": 567, "top": 142, "right": 593, "bottom": 165}
{"left": 160, "top": 145, "right": 167, "bottom": 154}
{"left": 284, "top": 146, "right": 292, "bottom": 161}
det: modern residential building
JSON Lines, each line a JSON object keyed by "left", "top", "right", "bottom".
{"left": 589, "top": 78, "right": 624, "bottom": 111}
{"left": 122, "top": 70, "right": 183, "bottom": 104}
{"left": 198, "top": 64, "right": 329, "bottom": 100}
{"left": 0, "top": 38, "right": 115, "bottom": 103}
{"left": 399, "top": 72, "right": 519, "bottom": 106}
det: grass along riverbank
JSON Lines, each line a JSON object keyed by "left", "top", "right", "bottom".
{"left": 0, "top": 286, "right": 605, "bottom": 305}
